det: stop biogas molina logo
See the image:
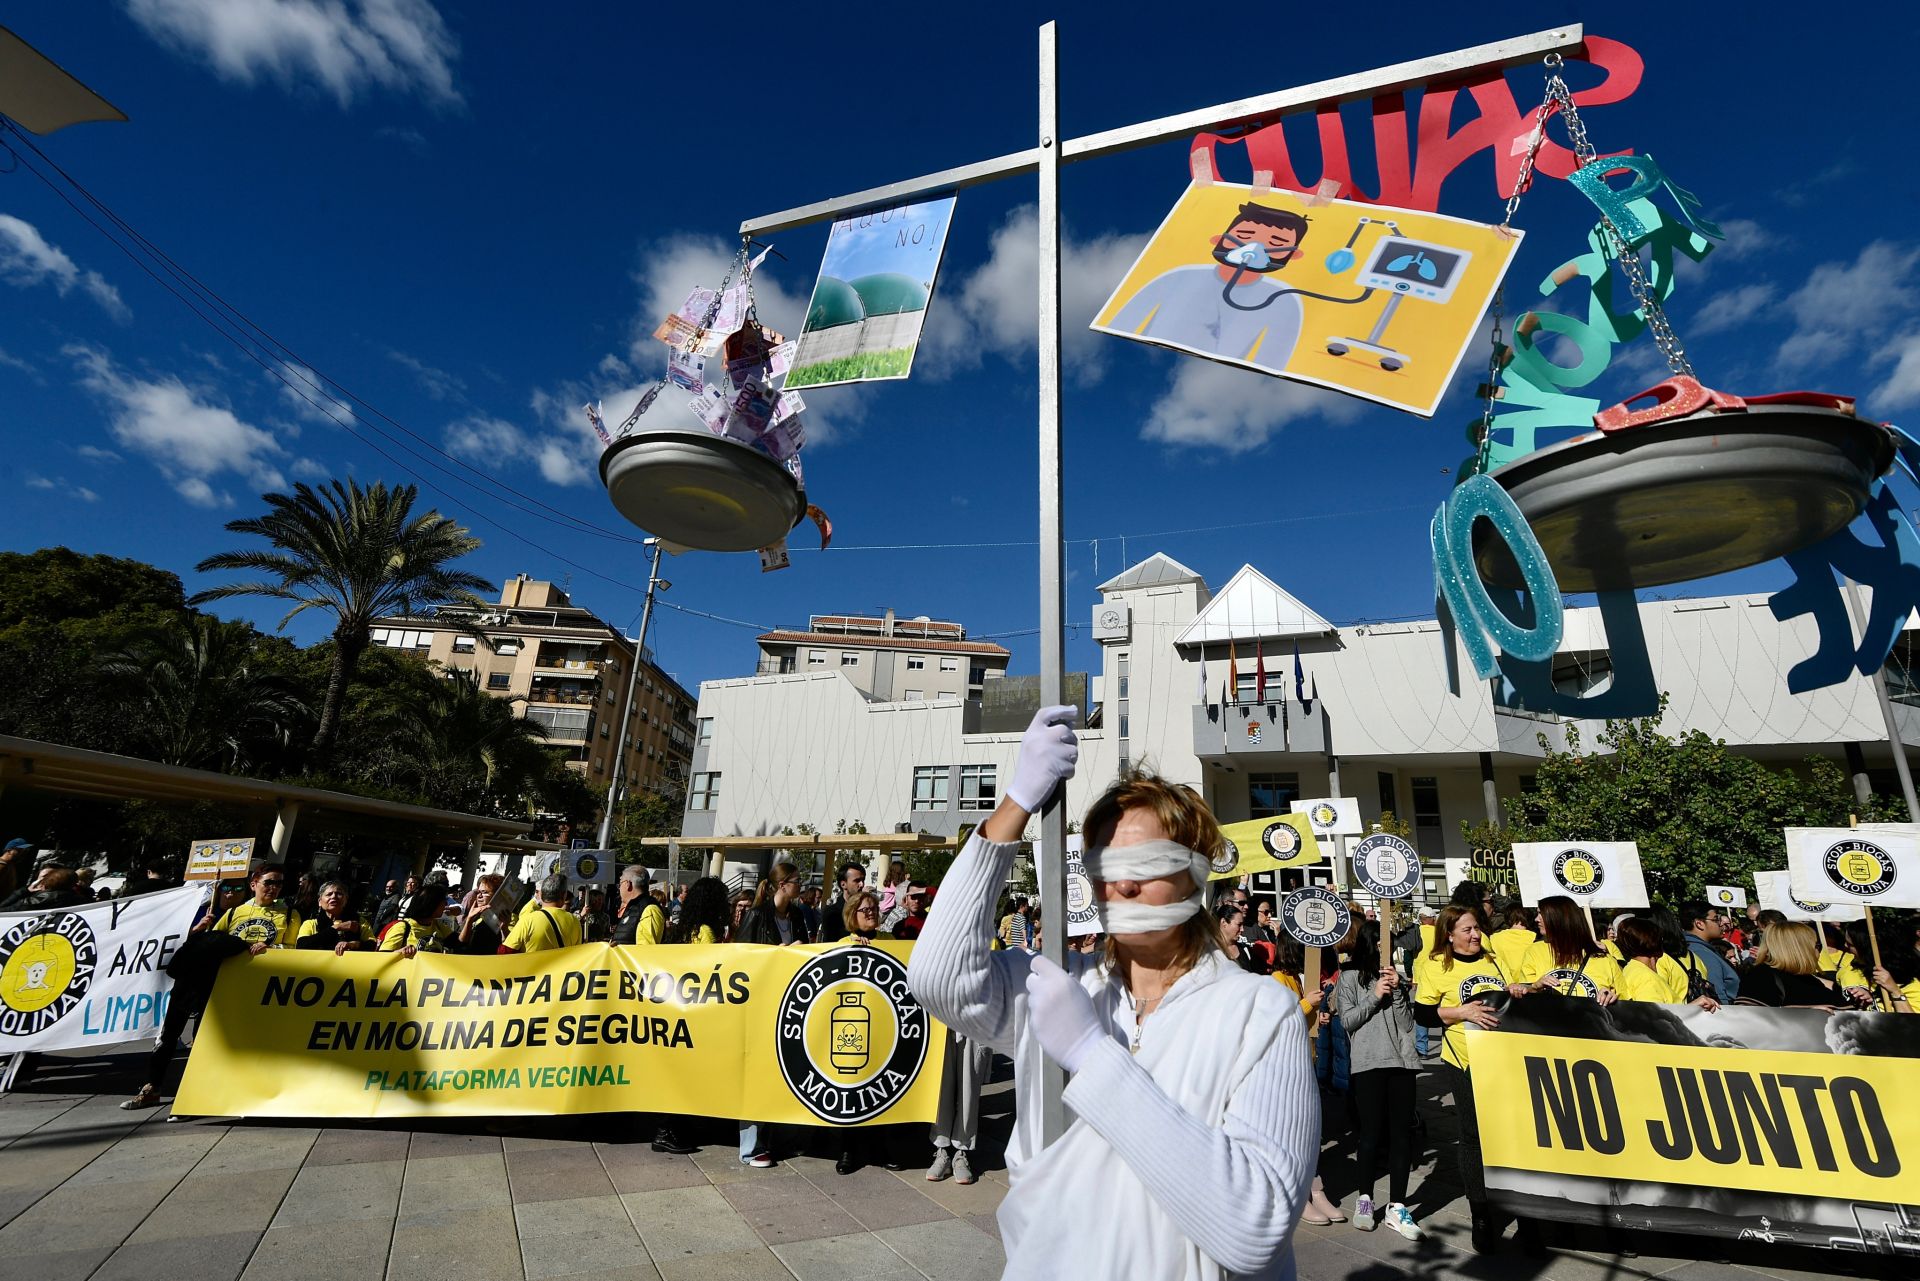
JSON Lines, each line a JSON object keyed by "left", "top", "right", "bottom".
{"left": 1552, "top": 849, "right": 1605, "bottom": 896}
{"left": 1822, "top": 839, "right": 1897, "bottom": 898}
{"left": 777, "top": 948, "right": 928, "bottom": 1124}
{"left": 1308, "top": 802, "right": 1339, "bottom": 829}
{"left": 0, "top": 913, "right": 96, "bottom": 1038}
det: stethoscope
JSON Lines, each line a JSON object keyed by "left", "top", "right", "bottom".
{"left": 1215, "top": 216, "right": 1400, "bottom": 312}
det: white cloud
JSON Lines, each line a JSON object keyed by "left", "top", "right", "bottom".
{"left": 1869, "top": 330, "right": 1920, "bottom": 412}
{"left": 1687, "top": 282, "right": 1779, "bottom": 336}
{"left": 26, "top": 474, "right": 100, "bottom": 502}
{"left": 1140, "top": 359, "right": 1368, "bottom": 453}
{"left": 274, "top": 360, "right": 353, "bottom": 426}
{"left": 0, "top": 214, "right": 130, "bottom": 321}
{"left": 1779, "top": 241, "right": 1920, "bottom": 369}
{"left": 444, "top": 410, "right": 593, "bottom": 489}
{"left": 125, "top": 0, "right": 460, "bottom": 107}
{"left": 76, "top": 444, "right": 122, "bottom": 462}
{"left": 0, "top": 347, "right": 36, "bottom": 377}
{"left": 917, "top": 205, "right": 1146, "bottom": 387}
{"left": 67, "top": 344, "right": 290, "bottom": 507}
{"left": 389, "top": 349, "right": 464, "bottom": 400}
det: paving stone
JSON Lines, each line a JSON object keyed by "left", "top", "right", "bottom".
{"left": 654, "top": 1246, "right": 797, "bottom": 1281}
{"left": 719, "top": 1176, "right": 835, "bottom": 1214}
{"left": 399, "top": 1152, "right": 510, "bottom": 1218}
{"left": 874, "top": 1217, "right": 1005, "bottom": 1281}
{"left": 386, "top": 1207, "right": 525, "bottom": 1281}
{"left": 130, "top": 1166, "right": 298, "bottom": 1242}
{"left": 244, "top": 1218, "right": 392, "bottom": 1281}
{"left": 771, "top": 1232, "right": 924, "bottom": 1281}
{"left": 307, "top": 1128, "right": 414, "bottom": 1167}
{"left": 893, "top": 1169, "right": 1003, "bottom": 1219}
{"left": 507, "top": 1146, "right": 617, "bottom": 1203}
{"left": 65, "top": 1130, "right": 223, "bottom": 1186}
{"left": 93, "top": 1228, "right": 263, "bottom": 1281}
{"left": 0, "top": 1101, "right": 81, "bottom": 1143}
{"left": 625, "top": 1186, "right": 764, "bottom": 1261}
{"left": 513, "top": 1192, "right": 633, "bottom": 1239}
{"left": 834, "top": 1188, "right": 951, "bottom": 1232}
{"left": 194, "top": 1126, "right": 319, "bottom": 1174}
{"left": 408, "top": 1130, "right": 502, "bottom": 1160}
{"left": 520, "top": 1228, "right": 656, "bottom": 1279}
{"left": 0, "top": 1175, "right": 176, "bottom": 1252}
{"left": 686, "top": 1145, "right": 797, "bottom": 1185}
{"left": 596, "top": 1145, "right": 707, "bottom": 1195}
{"left": 745, "top": 1198, "right": 864, "bottom": 1247}
{"left": 0, "top": 1245, "right": 117, "bottom": 1281}
{"left": 271, "top": 1158, "right": 404, "bottom": 1227}
{"left": 962, "top": 1212, "right": 1001, "bottom": 1242}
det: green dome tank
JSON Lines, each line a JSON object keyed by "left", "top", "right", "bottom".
{"left": 804, "top": 277, "right": 866, "bottom": 330}
{"left": 848, "top": 272, "right": 929, "bottom": 317}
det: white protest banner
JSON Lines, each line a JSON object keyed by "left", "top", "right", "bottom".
{"left": 533, "top": 849, "right": 615, "bottom": 887}
{"left": 1754, "top": 870, "right": 1864, "bottom": 923}
{"left": 1704, "top": 884, "right": 1748, "bottom": 911}
{"left": 0, "top": 883, "right": 208, "bottom": 1052}
{"left": 1064, "top": 836, "right": 1098, "bottom": 938}
{"left": 1291, "top": 797, "right": 1363, "bottom": 838}
{"left": 1786, "top": 824, "right": 1920, "bottom": 909}
{"left": 1512, "top": 841, "right": 1648, "bottom": 909}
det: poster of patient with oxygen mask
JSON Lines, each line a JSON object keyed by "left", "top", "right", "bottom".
{"left": 1092, "top": 182, "right": 1522, "bottom": 417}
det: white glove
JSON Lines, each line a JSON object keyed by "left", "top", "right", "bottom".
{"left": 1005, "top": 704, "right": 1079, "bottom": 812}
{"left": 1025, "top": 954, "right": 1106, "bottom": 1071}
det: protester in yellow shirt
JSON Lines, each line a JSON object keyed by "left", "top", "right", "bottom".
{"left": 1413, "top": 905, "right": 1530, "bottom": 1254}
{"left": 1486, "top": 901, "right": 1537, "bottom": 980}
{"left": 503, "top": 875, "right": 584, "bottom": 952}
{"left": 663, "top": 875, "right": 730, "bottom": 946}
{"left": 378, "top": 884, "right": 451, "bottom": 956}
{"left": 210, "top": 864, "right": 301, "bottom": 951}
{"left": 1613, "top": 918, "right": 1718, "bottom": 1009}
{"left": 1519, "top": 896, "right": 1620, "bottom": 1001}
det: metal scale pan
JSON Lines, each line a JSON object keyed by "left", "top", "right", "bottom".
{"left": 1473, "top": 400, "right": 1895, "bottom": 593}
{"left": 600, "top": 429, "right": 806, "bottom": 553}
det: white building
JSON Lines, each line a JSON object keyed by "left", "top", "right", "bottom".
{"left": 684, "top": 553, "right": 1917, "bottom": 893}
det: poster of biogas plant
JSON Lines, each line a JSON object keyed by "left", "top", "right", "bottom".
{"left": 787, "top": 197, "right": 956, "bottom": 389}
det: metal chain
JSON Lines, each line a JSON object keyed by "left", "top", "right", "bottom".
{"left": 1543, "top": 69, "right": 1695, "bottom": 377}
{"left": 615, "top": 241, "right": 756, "bottom": 438}
{"left": 1480, "top": 59, "right": 1557, "bottom": 470}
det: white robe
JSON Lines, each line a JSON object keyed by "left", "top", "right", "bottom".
{"left": 907, "top": 833, "right": 1317, "bottom": 1280}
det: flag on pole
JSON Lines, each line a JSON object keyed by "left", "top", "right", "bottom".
{"left": 1229, "top": 640, "right": 1239, "bottom": 705}
{"left": 1255, "top": 640, "right": 1267, "bottom": 704}
{"left": 1293, "top": 641, "right": 1306, "bottom": 703}
{"left": 1198, "top": 653, "right": 1207, "bottom": 707}
{"left": 1307, "top": 674, "right": 1318, "bottom": 715}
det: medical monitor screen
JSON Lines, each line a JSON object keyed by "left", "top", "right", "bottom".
{"left": 1357, "top": 239, "right": 1471, "bottom": 303}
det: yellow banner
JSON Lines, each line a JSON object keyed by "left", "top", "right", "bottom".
{"left": 1474, "top": 1031, "right": 1920, "bottom": 1205}
{"left": 176, "top": 942, "right": 947, "bottom": 1126}
{"left": 1213, "top": 815, "right": 1323, "bottom": 879}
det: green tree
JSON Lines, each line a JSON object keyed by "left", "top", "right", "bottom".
{"left": 1502, "top": 699, "right": 1899, "bottom": 902}
{"left": 100, "top": 615, "right": 310, "bottom": 773}
{"left": 191, "top": 480, "right": 490, "bottom": 758}
{"left": 368, "top": 667, "right": 554, "bottom": 815}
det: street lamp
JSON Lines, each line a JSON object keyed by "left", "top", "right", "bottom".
{"left": 597, "top": 538, "right": 670, "bottom": 848}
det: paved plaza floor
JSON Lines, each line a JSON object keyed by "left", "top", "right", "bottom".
{"left": 0, "top": 1052, "right": 1906, "bottom": 1281}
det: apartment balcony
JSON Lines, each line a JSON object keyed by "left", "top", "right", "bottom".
{"left": 524, "top": 704, "right": 593, "bottom": 741}
{"left": 1192, "top": 700, "right": 1327, "bottom": 758}
{"left": 533, "top": 659, "right": 601, "bottom": 677}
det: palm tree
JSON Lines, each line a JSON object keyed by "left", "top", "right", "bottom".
{"left": 191, "top": 479, "right": 491, "bottom": 758}
{"left": 100, "top": 616, "right": 309, "bottom": 773}
{"left": 371, "top": 667, "right": 555, "bottom": 815}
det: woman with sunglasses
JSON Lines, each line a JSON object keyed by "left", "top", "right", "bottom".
{"left": 208, "top": 863, "right": 302, "bottom": 951}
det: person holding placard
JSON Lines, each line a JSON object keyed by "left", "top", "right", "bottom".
{"left": 1333, "top": 921, "right": 1423, "bottom": 1240}
{"left": 1412, "top": 904, "right": 1529, "bottom": 1253}
{"left": 1518, "top": 896, "right": 1619, "bottom": 1001}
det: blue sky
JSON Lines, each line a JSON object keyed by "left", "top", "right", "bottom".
{"left": 4, "top": 2, "right": 1919, "bottom": 699}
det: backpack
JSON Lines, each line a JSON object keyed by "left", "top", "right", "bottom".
{"left": 1681, "top": 949, "right": 1718, "bottom": 1002}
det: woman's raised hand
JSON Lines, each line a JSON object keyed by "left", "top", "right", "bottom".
{"left": 1004, "top": 705, "right": 1080, "bottom": 813}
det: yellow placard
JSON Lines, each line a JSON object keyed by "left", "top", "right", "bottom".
{"left": 1212, "top": 815, "right": 1322, "bottom": 880}
{"left": 176, "top": 942, "right": 947, "bottom": 1126}
{"left": 1474, "top": 1031, "right": 1920, "bottom": 1205}
{"left": 185, "top": 838, "right": 255, "bottom": 881}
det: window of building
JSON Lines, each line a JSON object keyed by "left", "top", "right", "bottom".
{"left": 808, "top": 649, "right": 827, "bottom": 665}
{"left": 906, "top": 656, "right": 926, "bottom": 670}
{"left": 1411, "top": 776, "right": 1443, "bottom": 858}
{"left": 1117, "top": 653, "right": 1130, "bottom": 700}
{"left": 958, "top": 765, "right": 997, "bottom": 810}
{"left": 1377, "top": 771, "right": 1397, "bottom": 817}
{"left": 940, "top": 657, "right": 958, "bottom": 672}
{"left": 905, "top": 689, "right": 923, "bottom": 701}
{"left": 969, "top": 664, "right": 987, "bottom": 686}
{"left": 690, "top": 772, "right": 721, "bottom": 810}
{"left": 452, "top": 635, "right": 476, "bottom": 653}
{"left": 1118, "top": 713, "right": 1130, "bottom": 738}
{"left": 911, "top": 766, "right": 949, "bottom": 811}
{"left": 1235, "top": 672, "right": 1261, "bottom": 702}
{"left": 697, "top": 717, "right": 713, "bottom": 745}
{"left": 487, "top": 672, "right": 511, "bottom": 690}
{"left": 1248, "top": 772, "right": 1300, "bottom": 819}
{"left": 600, "top": 724, "right": 610, "bottom": 738}
{"left": 841, "top": 652, "right": 859, "bottom": 666}
{"left": 592, "top": 757, "right": 604, "bottom": 773}
{"left": 494, "top": 638, "right": 521, "bottom": 656}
